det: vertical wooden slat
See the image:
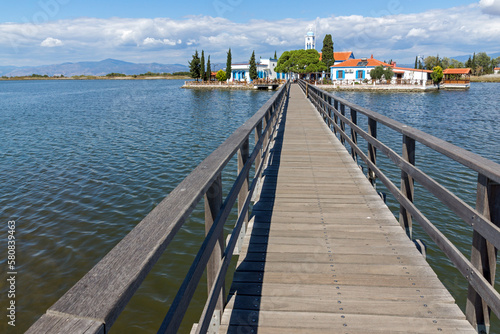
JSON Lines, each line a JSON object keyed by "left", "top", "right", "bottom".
{"left": 466, "top": 175, "right": 500, "bottom": 334}
{"left": 340, "top": 103, "right": 346, "bottom": 145}
{"left": 399, "top": 135, "right": 415, "bottom": 239}
{"left": 255, "top": 120, "right": 263, "bottom": 170}
{"left": 367, "top": 117, "right": 377, "bottom": 188}
{"left": 333, "top": 100, "right": 339, "bottom": 136}
{"left": 350, "top": 108, "right": 358, "bottom": 162}
{"left": 204, "top": 174, "right": 224, "bottom": 316}
{"left": 327, "top": 95, "right": 333, "bottom": 130}
{"left": 237, "top": 138, "right": 250, "bottom": 252}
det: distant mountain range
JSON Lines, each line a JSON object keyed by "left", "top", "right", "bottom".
{"left": 0, "top": 59, "right": 189, "bottom": 77}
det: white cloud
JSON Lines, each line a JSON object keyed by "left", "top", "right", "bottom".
{"left": 480, "top": 0, "right": 500, "bottom": 15}
{"left": 143, "top": 37, "right": 180, "bottom": 46}
{"left": 40, "top": 37, "right": 63, "bottom": 47}
{"left": 407, "top": 28, "right": 428, "bottom": 38}
{"left": 1, "top": 4, "right": 499, "bottom": 66}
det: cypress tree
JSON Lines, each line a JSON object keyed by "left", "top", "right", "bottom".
{"left": 189, "top": 50, "right": 201, "bottom": 81}
{"left": 200, "top": 50, "right": 205, "bottom": 82}
{"left": 472, "top": 52, "right": 477, "bottom": 74}
{"left": 274, "top": 50, "right": 277, "bottom": 59}
{"left": 249, "top": 51, "right": 257, "bottom": 81}
{"left": 226, "top": 48, "right": 232, "bottom": 82}
{"left": 321, "top": 34, "right": 335, "bottom": 68}
{"left": 414, "top": 56, "right": 418, "bottom": 69}
{"left": 206, "top": 56, "right": 211, "bottom": 81}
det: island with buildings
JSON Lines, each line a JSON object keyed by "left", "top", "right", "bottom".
{"left": 183, "top": 27, "right": 476, "bottom": 91}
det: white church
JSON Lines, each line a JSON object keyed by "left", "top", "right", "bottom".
{"left": 228, "top": 27, "right": 316, "bottom": 82}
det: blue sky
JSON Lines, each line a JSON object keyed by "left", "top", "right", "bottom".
{"left": 1, "top": 0, "right": 478, "bottom": 23}
{"left": 1, "top": 0, "right": 499, "bottom": 66}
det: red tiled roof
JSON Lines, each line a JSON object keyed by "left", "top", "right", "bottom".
{"left": 334, "top": 51, "right": 353, "bottom": 61}
{"left": 443, "top": 68, "right": 471, "bottom": 75}
{"left": 495, "top": 67, "right": 500, "bottom": 70}
{"left": 393, "top": 66, "right": 432, "bottom": 73}
{"left": 332, "top": 57, "right": 391, "bottom": 68}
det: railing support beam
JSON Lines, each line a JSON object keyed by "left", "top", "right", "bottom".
{"left": 466, "top": 175, "right": 500, "bottom": 334}
{"left": 237, "top": 138, "right": 250, "bottom": 253}
{"left": 350, "top": 108, "right": 358, "bottom": 162}
{"left": 367, "top": 117, "right": 377, "bottom": 188}
{"left": 204, "top": 174, "right": 225, "bottom": 319}
{"left": 399, "top": 135, "right": 415, "bottom": 239}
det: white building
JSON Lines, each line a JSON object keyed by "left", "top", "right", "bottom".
{"left": 331, "top": 55, "right": 431, "bottom": 83}
{"left": 495, "top": 67, "right": 500, "bottom": 74}
{"left": 230, "top": 58, "right": 280, "bottom": 82}
{"left": 305, "top": 28, "right": 315, "bottom": 50}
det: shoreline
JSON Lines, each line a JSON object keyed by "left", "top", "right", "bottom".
{"left": 182, "top": 82, "right": 283, "bottom": 90}
{"left": 315, "top": 84, "right": 440, "bottom": 92}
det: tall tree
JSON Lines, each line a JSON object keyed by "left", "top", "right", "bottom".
{"left": 275, "top": 49, "right": 327, "bottom": 75}
{"left": 206, "top": 55, "right": 211, "bottom": 81}
{"left": 274, "top": 51, "right": 277, "bottom": 59}
{"left": 189, "top": 50, "right": 201, "bottom": 81}
{"left": 472, "top": 52, "right": 477, "bottom": 74}
{"left": 249, "top": 51, "right": 257, "bottom": 81}
{"left": 226, "top": 48, "right": 232, "bottom": 82}
{"left": 414, "top": 56, "right": 418, "bottom": 69}
{"left": 475, "top": 52, "right": 491, "bottom": 74}
{"left": 200, "top": 50, "right": 206, "bottom": 82}
{"left": 321, "top": 34, "right": 335, "bottom": 69}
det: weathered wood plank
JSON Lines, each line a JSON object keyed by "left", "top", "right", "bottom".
{"left": 220, "top": 310, "right": 476, "bottom": 333}
{"left": 225, "top": 295, "right": 465, "bottom": 319}
{"left": 228, "top": 282, "right": 456, "bottom": 303}
{"left": 26, "top": 314, "right": 104, "bottom": 334}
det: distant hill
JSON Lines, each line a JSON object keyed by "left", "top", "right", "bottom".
{"left": 0, "top": 59, "right": 189, "bottom": 77}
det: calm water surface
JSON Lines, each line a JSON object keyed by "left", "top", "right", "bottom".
{"left": 1, "top": 80, "right": 499, "bottom": 333}
{"left": 0, "top": 79, "right": 273, "bottom": 333}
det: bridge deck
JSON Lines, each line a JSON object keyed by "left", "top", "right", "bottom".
{"left": 219, "top": 84, "right": 475, "bottom": 333}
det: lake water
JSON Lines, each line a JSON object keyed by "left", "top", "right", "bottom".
{"left": 1, "top": 80, "right": 499, "bottom": 333}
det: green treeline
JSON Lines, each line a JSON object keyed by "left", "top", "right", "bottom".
{"left": 416, "top": 52, "right": 500, "bottom": 75}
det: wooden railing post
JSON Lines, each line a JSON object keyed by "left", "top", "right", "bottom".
{"left": 327, "top": 95, "right": 333, "bottom": 130}
{"left": 367, "top": 117, "right": 377, "bottom": 188}
{"left": 204, "top": 174, "right": 224, "bottom": 327}
{"left": 237, "top": 138, "right": 250, "bottom": 253}
{"left": 399, "top": 135, "right": 415, "bottom": 239}
{"left": 333, "top": 100, "right": 339, "bottom": 136}
{"left": 350, "top": 108, "right": 358, "bottom": 162}
{"left": 466, "top": 175, "right": 500, "bottom": 334}
{"left": 340, "top": 103, "right": 346, "bottom": 145}
{"left": 255, "top": 120, "right": 263, "bottom": 169}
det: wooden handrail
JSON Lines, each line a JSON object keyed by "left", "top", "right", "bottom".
{"left": 27, "top": 82, "right": 290, "bottom": 334}
{"left": 298, "top": 79, "right": 500, "bottom": 332}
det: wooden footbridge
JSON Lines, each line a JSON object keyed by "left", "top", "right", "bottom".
{"left": 29, "top": 81, "right": 500, "bottom": 334}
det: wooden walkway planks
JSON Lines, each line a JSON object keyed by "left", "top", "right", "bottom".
{"left": 219, "top": 84, "right": 475, "bottom": 333}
